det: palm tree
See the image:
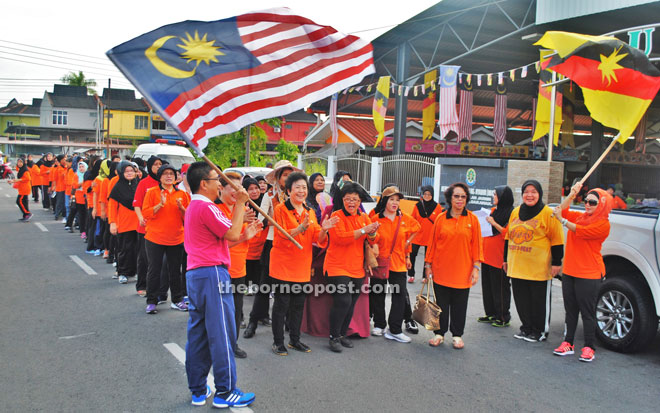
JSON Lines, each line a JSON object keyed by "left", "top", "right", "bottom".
{"left": 60, "top": 71, "right": 97, "bottom": 95}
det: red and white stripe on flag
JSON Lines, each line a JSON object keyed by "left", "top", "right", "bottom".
{"left": 168, "top": 8, "right": 375, "bottom": 151}
{"left": 437, "top": 65, "right": 460, "bottom": 139}
{"left": 458, "top": 88, "right": 473, "bottom": 143}
{"left": 330, "top": 93, "right": 339, "bottom": 147}
{"left": 493, "top": 93, "right": 507, "bottom": 145}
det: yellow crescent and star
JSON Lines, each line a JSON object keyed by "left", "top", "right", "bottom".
{"left": 145, "top": 31, "right": 224, "bottom": 78}
{"left": 598, "top": 45, "right": 627, "bottom": 86}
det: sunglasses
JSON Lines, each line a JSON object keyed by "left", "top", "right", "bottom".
{"left": 584, "top": 199, "right": 598, "bottom": 206}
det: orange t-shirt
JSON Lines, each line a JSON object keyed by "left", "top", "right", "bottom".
{"left": 270, "top": 201, "right": 326, "bottom": 283}
{"left": 30, "top": 165, "right": 42, "bottom": 187}
{"left": 217, "top": 202, "right": 249, "bottom": 279}
{"left": 612, "top": 196, "right": 627, "bottom": 210}
{"left": 247, "top": 226, "right": 267, "bottom": 260}
{"left": 83, "top": 180, "right": 93, "bottom": 208}
{"left": 54, "top": 166, "right": 66, "bottom": 192}
{"left": 39, "top": 164, "right": 51, "bottom": 185}
{"left": 99, "top": 178, "right": 110, "bottom": 206}
{"left": 108, "top": 198, "right": 139, "bottom": 233}
{"left": 93, "top": 177, "right": 105, "bottom": 211}
{"left": 561, "top": 209, "right": 610, "bottom": 279}
{"left": 142, "top": 186, "right": 190, "bottom": 245}
{"left": 324, "top": 209, "right": 379, "bottom": 278}
{"left": 425, "top": 209, "right": 484, "bottom": 289}
{"left": 108, "top": 176, "right": 119, "bottom": 198}
{"left": 372, "top": 211, "right": 420, "bottom": 273}
{"left": 411, "top": 203, "right": 441, "bottom": 246}
{"left": 482, "top": 207, "right": 507, "bottom": 268}
{"left": 65, "top": 168, "right": 76, "bottom": 195}
{"left": 13, "top": 171, "right": 32, "bottom": 196}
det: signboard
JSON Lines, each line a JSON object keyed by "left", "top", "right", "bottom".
{"left": 383, "top": 138, "right": 461, "bottom": 154}
{"left": 552, "top": 148, "right": 581, "bottom": 161}
{"left": 460, "top": 142, "right": 529, "bottom": 158}
{"left": 604, "top": 151, "right": 660, "bottom": 166}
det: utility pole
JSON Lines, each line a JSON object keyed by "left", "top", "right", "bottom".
{"left": 244, "top": 124, "right": 251, "bottom": 166}
{"left": 106, "top": 79, "right": 111, "bottom": 158}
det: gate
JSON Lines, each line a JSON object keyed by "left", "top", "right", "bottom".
{"left": 381, "top": 154, "right": 435, "bottom": 198}
{"left": 336, "top": 153, "right": 372, "bottom": 191}
{"left": 301, "top": 153, "right": 328, "bottom": 176}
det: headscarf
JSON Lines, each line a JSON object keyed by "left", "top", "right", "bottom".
{"left": 76, "top": 161, "right": 88, "bottom": 182}
{"left": 109, "top": 161, "right": 138, "bottom": 210}
{"left": 243, "top": 176, "right": 264, "bottom": 215}
{"left": 38, "top": 152, "right": 54, "bottom": 168}
{"left": 16, "top": 159, "right": 28, "bottom": 179}
{"left": 98, "top": 159, "right": 110, "bottom": 179}
{"left": 108, "top": 161, "right": 118, "bottom": 179}
{"left": 576, "top": 188, "right": 613, "bottom": 226}
{"left": 306, "top": 172, "right": 324, "bottom": 211}
{"left": 415, "top": 185, "right": 438, "bottom": 219}
{"left": 157, "top": 164, "right": 179, "bottom": 191}
{"left": 71, "top": 155, "right": 81, "bottom": 172}
{"left": 518, "top": 179, "right": 545, "bottom": 221}
{"left": 26, "top": 157, "right": 34, "bottom": 168}
{"left": 329, "top": 170, "right": 351, "bottom": 199}
{"left": 490, "top": 185, "right": 514, "bottom": 235}
{"left": 85, "top": 158, "right": 101, "bottom": 182}
{"left": 146, "top": 156, "right": 162, "bottom": 181}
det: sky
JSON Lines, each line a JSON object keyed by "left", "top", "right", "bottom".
{"left": 0, "top": 0, "right": 440, "bottom": 107}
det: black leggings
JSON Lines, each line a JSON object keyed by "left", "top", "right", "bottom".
{"left": 117, "top": 231, "right": 138, "bottom": 277}
{"left": 433, "top": 284, "right": 470, "bottom": 337}
{"left": 481, "top": 263, "right": 511, "bottom": 322}
{"left": 328, "top": 276, "right": 364, "bottom": 338}
{"left": 271, "top": 280, "right": 307, "bottom": 345}
{"left": 512, "top": 278, "right": 552, "bottom": 338}
{"left": 16, "top": 195, "right": 29, "bottom": 217}
{"left": 248, "top": 241, "right": 273, "bottom": 324}
{"left": 562, "top": 274, "right": 600, "bottom": 349}
{"left": 408, "top": 244, "right": 427, "bottom": 278}
{"left": 145, "top": 240, "right": 184, "bottom": 305}
{"left": 370, "top": 271, "right": 407, "bottom": 334}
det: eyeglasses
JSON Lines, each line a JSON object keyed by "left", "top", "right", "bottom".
{"left": 585, "top": 199, "right": 598, "bottom": 206}
{"left": 452, "top": 194, "right": 467, "bottom": 199}
{"left": 343, "top": 197, "right": 360, "bottom": 204}
{"left": 203, "top": 177, "right": 221, "bottom": 182}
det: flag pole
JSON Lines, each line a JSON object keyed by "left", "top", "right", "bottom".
{"left": 578, "top": 135, "right": 619, "bottom": 185}
{"left": 547, "top": 71, "right": 557, "bottom": 162}
{"left": 200, "top": 154, "right": 303, "bottom": 250}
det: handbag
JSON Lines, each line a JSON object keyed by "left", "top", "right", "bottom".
{"left": 364, "top": 240, "right": 379, "bottom": 275}
{"left": 412, "top": 280, "right": 442, "bottom": 330}
{"left": 370, "top": 215, "right": 401, "bottom": 280}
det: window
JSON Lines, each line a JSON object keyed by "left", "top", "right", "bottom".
{"left": 6, "top": 121, "right": 13, "bottom": 127}
{"left": 52, "top": 110, "right": 68, "bottom": 125}
{"left": 152, "top": 119, "right": 166, "bottom": 130}
{"left": 135, "top": 115, "right": 149, "bottom": 130}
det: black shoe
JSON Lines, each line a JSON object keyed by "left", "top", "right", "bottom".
{"left": 243, "top": 322, "right": 257, "bottom": 339}
{"left": 329, "top": 337, "right": 343, "bottom": 353}
{"left": 524, "top": 332, "right": 543, "bottom": 342}
{"left": 106, "top": 256, "right": 115, "bottom": 264}
{"left": 260, "top": 318, "right": 271, "bottom": 326}
{"left": 513, "top": 330, "right": 528, "bottom": 340}
{"left": 234, "top": 346, "right": 247, "bottom": 359}
{"left": 272, "top": 343, "right": 288, "bottom": 356}
{"left": 405, "top": 320, "right": 419, "bottom": 334}
{"left": 339, "top": 336, "right": 353, "bottom": 348}
{"left": 477, "top": 316, "right": 494, "bottom": 323}
{"left": 288, "top": 341, "right": 311, "bottom": 353}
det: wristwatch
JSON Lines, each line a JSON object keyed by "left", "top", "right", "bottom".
{"left": 360, "top": 229, "right": 366, "bottom": 235}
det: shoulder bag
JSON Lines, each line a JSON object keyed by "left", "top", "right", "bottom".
{"left": 412, "top": 280, "right": 442, "bottom": 330}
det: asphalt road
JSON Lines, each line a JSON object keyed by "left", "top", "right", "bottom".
{"left": 1, "top": 184, "right": 659, "bottom": 412}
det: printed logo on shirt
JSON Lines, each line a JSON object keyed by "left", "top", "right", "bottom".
{"left": 509, "top": 225, "right": 533, "bottom": 245}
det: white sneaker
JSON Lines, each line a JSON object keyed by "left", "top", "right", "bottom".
{"left": 118, "top": 275, "right": 128, "bottom": 284}
{"left": 384, "top": 328, "right": 412, "bottom": 343}
{"left": 61, "top": 218, "right": 67, "bottom": 223}
{"left": 371, "top": 327, "right": 384, "bottom": 337}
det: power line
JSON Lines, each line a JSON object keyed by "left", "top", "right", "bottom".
{"left": 0, "top": 39, "right": 109, "bottom": 61}
{"left": 0, "top": 50, "right": 122, "bottom": 74}
{"left": 0, "top": 56, "right": 128, "bottom": 79}
{"left": 0, "top": 45, "right": 117, "bottom": 69}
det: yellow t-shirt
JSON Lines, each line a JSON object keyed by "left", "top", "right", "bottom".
{"left": 505, "top": 206, "right": 564, "bottom": 281}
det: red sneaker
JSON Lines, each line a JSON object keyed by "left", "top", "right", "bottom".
{"left": 553, "top": 341, "right": 574, "bottom": 356}
{"left": 579, "top": 346, "right": 595, "bottom": 362}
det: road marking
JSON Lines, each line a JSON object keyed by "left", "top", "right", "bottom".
{"left": 164, "top": 343, "right": 254, "bottom": 412}
{"left": 4, "top": 193, "right": 9, "bottom": 198}
{"left": 69, "top": 255, "right": 97, "bottom": 275}
{"left": 34, "top": 222, "right": 48, "bottom": 232}
{"left": 59, "top": 332, "right": 96, "bottom": 340}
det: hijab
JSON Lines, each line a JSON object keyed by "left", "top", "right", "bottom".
{"left": 415, "top": 185, "right": 438, "bottom": 219}
{"left": 146, "top": 156, "right": 162, "bottom": 181}
{"left": 108, "top": 161, "right": 118, "bottom": 179}
{"left": 98, "top": 159, "right": 110, "bottom": 179}
{"left": 329, "top": 170, "right": 351, "bottom": 199}
{"left": 243, "top": 177, "right": 263, "bottom": 212}
{"left": 76, "top": 161, "right": 88, "bottom": 182}
{"left": 518, "top": 179, "right": 545, "bottom": 221}
{"left": 109, "top": 161, "right": 139, "bottom": 210}
{"left": 16, "top": 159, "right": 28, "bottom": 179}
{"left": 490, "top": 185, "right": 514, "bottom": 235}
{"left": 306, "top": 172, "right": 324, "bottom": 211}
{"left": 576, "top": 188, "right": 613, "bottom": 226}
{"left": 37, "top": 152, "right": 54, "bottom": 168}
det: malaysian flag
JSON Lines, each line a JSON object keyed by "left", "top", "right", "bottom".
{"left": 107, "top": 8, "right": 374, "bottom": 153}
{"left": 329, "top": 93, "right": 338, "bottom": 147}
{"left": 437, "top": 65, "right": 461, "bottom": 139}
{"left": 457, "top": 77, "right": 473, "bottom": 143}
{"left": 493, "top": 80, "right": 507, "bottom": 145}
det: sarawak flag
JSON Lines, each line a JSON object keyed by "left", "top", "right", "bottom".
{"left": 561, "top": 83, "right": 576, "bottom": 148}
{"left": 107, "top": 8, "right": 374, "bottom": 153}
{"left": 532, "top": 50, "right": 562, "bottom": 145}
{"left": 437, "top": 65, "right": 460, "bottom": 139}
{"left": 422, "top": 69, "right": 437, "bottom": 140}
{"left": 372, "top": 76, "right": 390, "bottom": 146}
{"left": 536, "top": 31, "right": 660, "bottom": 144}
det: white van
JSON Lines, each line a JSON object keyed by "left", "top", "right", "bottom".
{"left": 133, "top": 143, "right": 195, "bottom": 169}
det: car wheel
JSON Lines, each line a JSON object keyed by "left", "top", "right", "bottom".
{"left": 596, "top": 276, "right": 658, "bottom": 353}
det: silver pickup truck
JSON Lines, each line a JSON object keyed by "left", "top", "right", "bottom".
{"left": 587, "top": 206, "right": 660, "bottom": 353}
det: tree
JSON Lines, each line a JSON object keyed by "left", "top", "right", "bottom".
{"left": 203, "top": 123, "right": 270, "bottom": 168}
{"left": 274, "top": 138, "right": 299, "bottom": 163}
{"left": 60, "top": 71, "right": 97, "bottom": 95}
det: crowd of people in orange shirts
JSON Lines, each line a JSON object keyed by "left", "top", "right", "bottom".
{"left": 8, "top": 154, "right": 616, "bottom": 364}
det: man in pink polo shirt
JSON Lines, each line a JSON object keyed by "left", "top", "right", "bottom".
{"left": 183, "top": 162, "right": 256, "bottom": 409}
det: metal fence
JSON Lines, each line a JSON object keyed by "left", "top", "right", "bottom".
{"left": 381, "top": 154, "right": 435, "bottom": 198}
{"left": 336, "top": 153, "right": 372, "bottom": 191}
{"left": 301, "top": 153, "right": 328, "bottom": 176}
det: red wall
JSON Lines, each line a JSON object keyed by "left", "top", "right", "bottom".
{"left": 258, "top": 120, "right": 316, "bottom": 145}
